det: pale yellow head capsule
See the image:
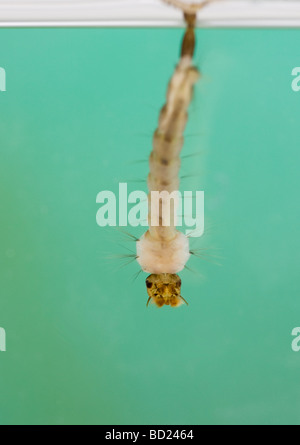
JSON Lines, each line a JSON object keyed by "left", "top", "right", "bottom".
{"left": 145, "top": 274, "right": 188, "bottom": 308}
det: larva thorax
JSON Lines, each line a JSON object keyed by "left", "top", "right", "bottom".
{"left": 136, "top": 11, "right": 200, "bottom": 307}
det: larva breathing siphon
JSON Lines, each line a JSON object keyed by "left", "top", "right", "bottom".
{"left": 136, "top": 1, "right": 212, "bottom": 308}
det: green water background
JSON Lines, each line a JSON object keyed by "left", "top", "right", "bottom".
{"left": 0, "top": 28, "right": 300, "bottom": 425}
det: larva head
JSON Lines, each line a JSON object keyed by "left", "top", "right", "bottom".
{"left": 145, "top": 274, "right": 187, "bottom": 308}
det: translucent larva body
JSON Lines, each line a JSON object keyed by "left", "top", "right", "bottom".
{"left": 136, "top": 10, "right": 201, "bottom": 307}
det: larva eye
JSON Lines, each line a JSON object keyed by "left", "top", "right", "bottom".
{"left": 146, "top": 281, "right": 153, "bottom": 289}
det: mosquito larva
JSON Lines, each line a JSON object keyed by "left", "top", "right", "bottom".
{"left": 136, "top": 1, "right": 210, "bottom": 308}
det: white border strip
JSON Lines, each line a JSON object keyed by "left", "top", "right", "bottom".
{"left": 1, "top": 1, "right": 300, "bottom": 28}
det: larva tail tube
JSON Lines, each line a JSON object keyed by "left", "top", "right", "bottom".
{"left": 136, "top": 10, "right": 200, "bottom": 308}
{"left": 162, "top": 0, "right": 214, "bottom": 15}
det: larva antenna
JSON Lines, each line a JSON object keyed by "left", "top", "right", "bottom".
{"left": 180, "top": 295, "right": 189, "bottom": 306}
{"left": 162, "top": 0, "right": 215, "bottom": 15}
